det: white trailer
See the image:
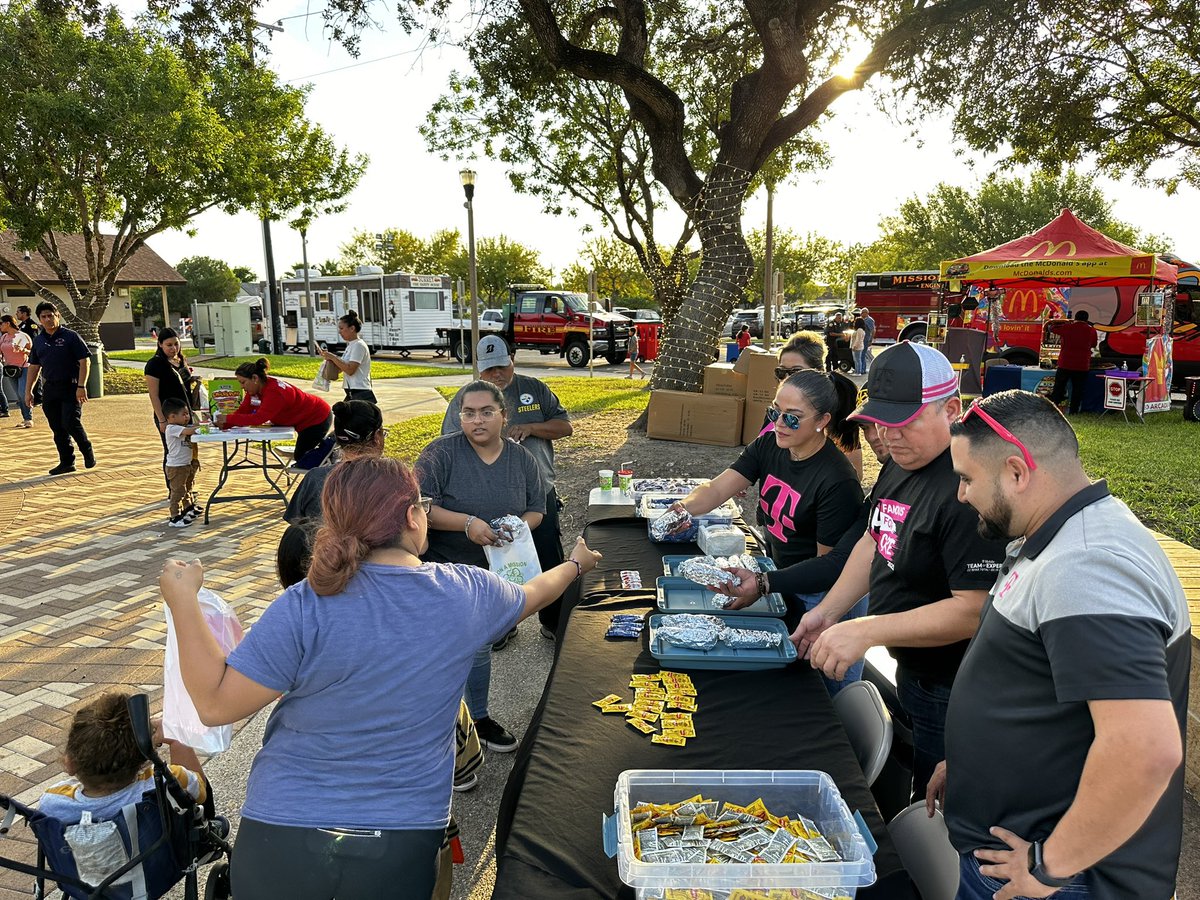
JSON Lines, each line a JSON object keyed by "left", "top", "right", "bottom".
{"left": 279, "top": 267, "right": 454, "bottom": 356}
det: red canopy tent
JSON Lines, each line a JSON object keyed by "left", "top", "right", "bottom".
{"left": 940, "top": 208, "right": 1177, "bottom": 288}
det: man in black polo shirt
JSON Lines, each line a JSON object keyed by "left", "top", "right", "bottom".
{"left": 931, "top": 390, "right": 1187, "bottom": 899}
{"left": 794, "top": 342, "right": 1006, "bottom": 799}
{"left": 26, "top": 302, "right": 96, "bottom": 475}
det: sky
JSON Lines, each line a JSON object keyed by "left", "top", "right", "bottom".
{"left": 143, "top": 0, "right": 1200, "bottom": 282}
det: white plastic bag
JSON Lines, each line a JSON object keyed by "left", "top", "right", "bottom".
{"left": 163, "top": 587, "right": 244, "bottom": 754}
{"left": 311, "top": 361, "right": 331, "bottom": 392}
{"left": 483, "top": 520, "right": 542, "bottom": 585}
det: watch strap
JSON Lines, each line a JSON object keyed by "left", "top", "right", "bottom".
{"left": 1028, "top": 840, "right": 1076, "bottom": 888}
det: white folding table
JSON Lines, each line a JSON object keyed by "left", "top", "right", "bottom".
{"left": 191, "top": 427, "right": 297, "bottom": 522}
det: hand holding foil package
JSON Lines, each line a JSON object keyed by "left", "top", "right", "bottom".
{"left": 649, "top": 507, "right": 693, "bottom": 541}
{"left": 676, "top": 557, "right": 739, "bottom": 589}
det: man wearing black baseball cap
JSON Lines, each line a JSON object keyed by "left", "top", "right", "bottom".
{"left": 793, "top": 341, "right": 1006, "bottom": 799}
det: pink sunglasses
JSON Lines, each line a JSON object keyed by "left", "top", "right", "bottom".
{"left": 962, "top": 402, "right": 1038, "bottom": 471}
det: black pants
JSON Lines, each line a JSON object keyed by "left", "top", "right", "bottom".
{"left": 231, "top": 817, "right": 443, "bottom": 900}
{"left": 42, "top": 381, "right": 93, "bottom": 466}
{"left": 531, "top": 488, "right": 565, "bottom": 633}
{"left": 1050, "top": 367, "right": 1089, "bottom": 414}
{"left": 294, "top": 414, "right": 333, "bottom": 463}
{"left": 344, "top": 388, "right": 378, "bottom": 404}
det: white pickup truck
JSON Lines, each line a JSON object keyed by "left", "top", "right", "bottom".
{"left": 439, "top": 309, "right": 506, "bottom": 361}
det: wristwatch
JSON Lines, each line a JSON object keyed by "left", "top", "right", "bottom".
{"left": 1027, "top": 840, "right": 1076, "bottom": 888}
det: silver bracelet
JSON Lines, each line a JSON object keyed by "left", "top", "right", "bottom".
{"left": 464, "top": 515, "right": 476, "bottom": 537}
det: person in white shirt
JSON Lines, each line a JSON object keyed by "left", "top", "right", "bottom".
{"left": 319, "top": 311, "right": 376, "bottom": 403}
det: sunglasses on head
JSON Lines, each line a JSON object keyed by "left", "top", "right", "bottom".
{"left": 766, "top": 406, "right": 808, "bottom": 430}
{"left": 774, "top": 365, "right": 807, "bottom": 381}
{"left": 961, "top": 402, "right": 1037, "bottom": 471}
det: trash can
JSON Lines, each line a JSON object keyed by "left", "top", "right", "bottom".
{"left": 726, "top": 342, "right": 740, "bottom": 362}
{"left": 1184, "top": 376, "right": 1200, "bottom": 422}
{"left": 86, "top": 343, "right": 104, "bottom": 399}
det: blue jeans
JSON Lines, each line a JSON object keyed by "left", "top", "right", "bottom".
{"left": 896, "top": 667, "right": 952, "bottom": 801}
{"left": 957, "top": 852, "right": 1088, "bottom": 899}
{"left": 465, "top": 645, "right": 491, "bottom": 721}
{"left": 853, "top": 349, "right": 868, "bottom": 374}
{"left": 797, "top": 591, "right": 869, "bottom": 696}
{"left": 2, "top": 369, "right": 30, "bottom": 419}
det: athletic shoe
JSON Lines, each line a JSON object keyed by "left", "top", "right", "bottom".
{"left": 539, "top": 625, "right": 557, "bottom": 641}
{"left": 452, "top": 773, "right": 479, "bottom": 793}
{"left": 82, "top": 448, "right": 96, "bottom": 469}
{"left": 48, "top": 463, "right": 76, "bottom": 476}
{"left": 168, "top": 515, "right": 191, "bottom": 528}
{"left": 0, "top": 411, "right": 8, "bottom": 418}
{"left": 491, "top": 627, "right": 518, "bottom": 651}
{"left": 182, "top": 507, "right": 200, "bottom": 523}
{"left": 16, "top": 420, "right": 31, "bottom": 428}
{"left": 474, "top": 717, "right": 518, "bottom": 753}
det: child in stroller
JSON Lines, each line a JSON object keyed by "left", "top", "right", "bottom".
{"left": 0, "top": 692, "right": 232, "bottom": 900}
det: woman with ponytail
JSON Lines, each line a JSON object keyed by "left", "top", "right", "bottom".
{"left": 217, "top": 357, "right": 332, "bottom": 466}
{"left": 318, "top": 311, "right": 376, "bottom": 403}
{"left": 159, "top": 456, "right": 601, "bottom": 900}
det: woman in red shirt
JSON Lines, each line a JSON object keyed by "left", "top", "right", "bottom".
{"left": 217, "top": 358, "right": 333, "bottom": 464}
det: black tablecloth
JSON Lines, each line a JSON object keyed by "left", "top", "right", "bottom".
{"left": 494, "top": 514, "right": 914, "bottom": 899}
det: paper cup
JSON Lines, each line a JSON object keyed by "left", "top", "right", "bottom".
{"left": 618, "top": 468, "right": 633, "bottom": 492}
{"left": 599, "top": 469, "right": 614, "bottom": 490}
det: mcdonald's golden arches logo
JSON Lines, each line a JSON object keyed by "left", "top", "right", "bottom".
{"left": 1004, "top": 289, "right": 1044, "bottom": 315}
{"left": 1020, "top": 240, "right": 1077, "bottom": 258}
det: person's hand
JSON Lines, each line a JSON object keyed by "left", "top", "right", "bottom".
{"left": 974, "top": 828, "right": 1062, "bottom": 899}
{"left": 466, "top": 517, "right": 502, "bottom": 547}
{"left": 507, "top": 423, "right": 532, "bottom": 442}
{"left": 160, "top": 559, "right": 204, "bottom": 608}
{"left": 157, "top": 419, "right": 167, "bottom": 434}
{"left": 569, "top": 537, "right": 602, "bottom": 574}
{"left": 664, "top": 501, "right": 693, "bottom": 535}
{"left": 318, "top": 347, "right": 336, "bottom": 362}
{"left": 790, "top": 607, "right": 834, "bottom": 659}
{"left": 808, "top": 618, "right": 872, "bottom": 681}
{"left": 215, "top": 413, "right": 227, "bottom": 428}
{"left": 926, "top": 760, "right": 947, "bottom": 817}
{"left": 714, "top": 566, "right": 761, "bottom": 609}
{"left": 76, "top": 386, "right": 87, "bottom": 405}
{"left": 151, "top": 715, "right": 175, "bottom": 748}
{"left": 24, "top": 391, "right": 33, "bottom": 408}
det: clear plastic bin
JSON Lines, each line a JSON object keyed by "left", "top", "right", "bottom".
{"left": 604, "top": 769, "right": 876, "bottom": 899}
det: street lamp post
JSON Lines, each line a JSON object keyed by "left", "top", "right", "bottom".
{"left": 460, "top": 169, "right": 480, "bottom": 378}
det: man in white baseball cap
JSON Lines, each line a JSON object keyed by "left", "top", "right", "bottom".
{"left": 793, "top": 341, "right": 1006, "bottom": 799}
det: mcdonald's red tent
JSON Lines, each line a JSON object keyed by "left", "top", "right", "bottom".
{"left": 939, "top": 208, "right": 1177, "bottom": 287}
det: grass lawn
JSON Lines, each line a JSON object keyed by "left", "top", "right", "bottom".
{"left": 106, "top": 351, "right": 467, "bottom": 380}
{"left": 434, "top": 377, "right": 651, "bottom": 416}
{"left": 1073, "top": 409, "right": 1200, "bottom": 548}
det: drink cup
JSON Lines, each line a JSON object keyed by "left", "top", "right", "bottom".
{"left": 618, "top": 467, "right": 633, "bottom": 492}
{"left": 599, "top": 469, "right": 614, "bottom": 490}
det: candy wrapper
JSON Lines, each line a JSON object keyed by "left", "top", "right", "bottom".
{"left": 606, "top": 614, "right": 646, "bottom": 639}
{"left": 676, "top": 557, "right": 740, "bottom": 589}
{"left": 489, "top": 514, "right": 524, "bottom": 544}
{"left": 649, "top": 507, "right": 693, "bottom": 541}
{"left": 620, "top": 570, "right": 643, "bottom": 589}
{"left": 630, "top": 478, "right": 707, "bottom": 497}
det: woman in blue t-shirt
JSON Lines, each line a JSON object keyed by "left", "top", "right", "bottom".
{"left": 158, "top": 456, "right": 599, "bottom": 900}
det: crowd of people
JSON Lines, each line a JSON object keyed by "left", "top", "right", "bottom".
{"left": 24, "top": 315, "right": 1190, "bottom": 899}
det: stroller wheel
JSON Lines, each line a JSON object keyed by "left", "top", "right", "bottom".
{"left": 204, "top": 860, "right": 231, "bottom": 900}
{"left": 211, "top": 815, "right": 231, "bottom": 840}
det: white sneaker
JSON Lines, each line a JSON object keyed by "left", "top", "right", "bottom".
{"left": 168, "top": 515, "right": 191, "bottom": 528}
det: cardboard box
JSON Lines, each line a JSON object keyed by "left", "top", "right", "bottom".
{"left": 648, "top": 390, "right": 745, "bottom": 447}
{"left": 732, "top": 346, "right": 773, "bottom": 375}
{"left": 742, "top": 353, "right": 780, "bottom": 405}
{"left": 742, "top": 398, "right": 772, "bottom": 445}
{"left": 702, "top": 362, "right": 747, "bottom": 397}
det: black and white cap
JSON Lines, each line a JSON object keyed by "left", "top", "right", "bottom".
{"left": 850, "top": 341, "right": 958, "bottom": 427}
{"left": 476, "top": 336, "right": 512, "bottom": 370}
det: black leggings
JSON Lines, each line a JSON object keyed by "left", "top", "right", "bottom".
{"left": 231, "top": 817, "right": 443, "bottom": 900}
{"left": 294, "top": 414, "right": 333, "bottom": 461}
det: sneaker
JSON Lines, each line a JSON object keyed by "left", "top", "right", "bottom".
{"left": 474, "top": 717, "right": 518, "bottom": 753}
{"left": 491, "top": 627, "right": 518, "bottom": 651}
{"left": 182, "top": 507, "right": 200, "bottom": 523}
{"left": 168, "top": 515, "right": 192, "bottom": 528}
{"left": 0, "top": 411, "right": 8, "bottom": 417}
{"left": 539, "top": 625, "right": 557, "bottom": 641}
{"left": 452, "top": 773, "right": 479, "bottom": 792}
{"left": 48, "top": 463, "right": 76, "bottom": 476}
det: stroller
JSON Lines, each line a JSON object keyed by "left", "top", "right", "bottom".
{"left": 0, "top": 694, "right": 232, "bottom": 900}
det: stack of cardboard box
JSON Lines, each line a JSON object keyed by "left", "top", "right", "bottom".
{"left": 645, "top": 348, "right": 779, "bottom": 447}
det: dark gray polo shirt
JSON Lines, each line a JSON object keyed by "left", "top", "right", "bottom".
{"left": 944, "top": 480, "right": 1190, "bottom": 899}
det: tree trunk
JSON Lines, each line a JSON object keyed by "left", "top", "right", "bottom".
{"left": 651, "top": 164, "right": 754, "bottom": 393}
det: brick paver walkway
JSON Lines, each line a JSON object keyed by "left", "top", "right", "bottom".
{"left": 0, "top": 394, "right": 305, "bottom": 896}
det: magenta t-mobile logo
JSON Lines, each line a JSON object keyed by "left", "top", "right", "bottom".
{"left": 759, "top": 475, "right": 802, "bottom": 541}
{"left": 870, "top": 498, "right": 912, "bottom": 561}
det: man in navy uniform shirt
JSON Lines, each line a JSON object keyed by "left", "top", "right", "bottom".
{"left": 26, "top": 302, "right": 96, "bottom": 475}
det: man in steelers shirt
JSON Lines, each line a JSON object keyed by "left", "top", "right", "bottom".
{"left": 442, "top": 336, "right": 573, "bottom": 642}
{"left": 793, "top": 342, "right": 1005, "bottom": 798}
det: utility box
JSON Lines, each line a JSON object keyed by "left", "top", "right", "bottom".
{"left": 193, "top": 302, "right": 255, "bottom": 357}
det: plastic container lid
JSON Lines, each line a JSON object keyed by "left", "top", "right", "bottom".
{"left": 647, "top": 614, "right": 797, "bottom": 670}
{"left": 656, "top": 576, "right": 786, "bottom": 618}
{"left": 605, "top": 769, "right": 877, "bottom": 892}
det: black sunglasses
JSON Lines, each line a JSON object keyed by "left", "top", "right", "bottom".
{"left": 766, "top": 406, "right": 807, "bottom": 430}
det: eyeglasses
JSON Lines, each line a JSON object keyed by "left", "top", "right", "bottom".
{"left": 961, "top": 402, "right": 1038, "bottom": 471}
{"left": 459, "top": 407, "right": 499, "bottom": 422}
{"left": 774, "top": 366, "right": 807, "bottom": 381}
{"left": 417, "top": 497, "right": 432, "bottom": 514}
{"left": 766, "top": 406, "right": 808, "bottom": 430}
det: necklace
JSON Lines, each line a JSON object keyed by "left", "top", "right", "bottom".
{"left": 788, "top": 438, "right": 825, "bottom": 463}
